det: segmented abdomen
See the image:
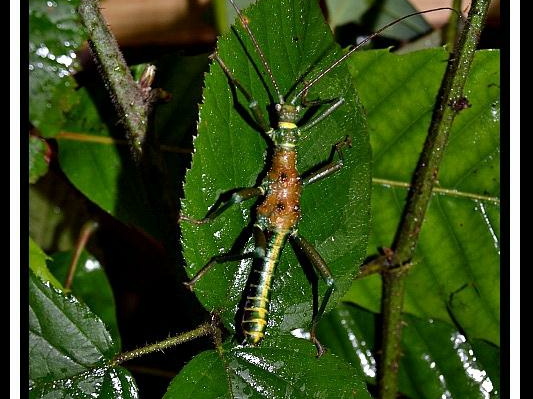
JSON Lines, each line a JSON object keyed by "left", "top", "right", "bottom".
{"left": 242, "top": 231, "right": 288, "bottom": 345}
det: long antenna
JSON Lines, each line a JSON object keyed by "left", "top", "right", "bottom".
{"left": 290, "top": 7, "right": 464, "bottom": 105}
{"left": 228, "top": 0, "right": 284, "bottom": 103}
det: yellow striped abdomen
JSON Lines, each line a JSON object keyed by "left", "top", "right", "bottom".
{"left": 241, "top": 231, "right": 288, "bottom": 345}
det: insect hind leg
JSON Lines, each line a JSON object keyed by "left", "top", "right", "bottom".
{"left": 184, "top": 226, "right": 267, "bottom": 291}
{"left": 290, "top": 233, "right": 336, "bottom": 357}
{"left": 184, "top": 252, "right": 255, "bottom": 291}
{"left": 179, "top": 187, "right": 263, "bottom": 225}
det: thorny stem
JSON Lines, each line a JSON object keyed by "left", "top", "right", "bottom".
{"left": 64, "top": 221, "right": 99, "bottom": 290}
{"left": 443, "top": 0, "right": 463, "bottom": 50}
{"left": 78, "top": 0, "right": 148, "bottom": 160}
{"left": 356, "top": 257, "right": 387, "bottom": 279}
{"left": 110, "top": 322, "right": 214, "bottom": 366}
{"left": 78, "top": 0, "right": 179, "bottom": 244}
{"left": 377, "top": 1, "right": 491, "bottom": 398}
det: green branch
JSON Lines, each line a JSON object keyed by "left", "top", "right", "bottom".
{"left": 64, "top": 220, "right": 99, "bottom": 290}
{"left": 443, "top": 0, "right": 463, "bottom": 50}
{"left": 377, "top": 1, "right": 491, "bottom": 398}
{"left": 110, "top": 322, "right": 214, "bottom": 366}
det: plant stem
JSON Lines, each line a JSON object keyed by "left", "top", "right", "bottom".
{"left": 377, "top": 1, "right": 491, "bottom": 398}
{"left": 357, "top": 256, "right": 386, "bottom": 279}
{"left": 110, "top": 322, "right": 213, "bottom": 366}
{"left": 443, "top": 0, "right": 463, "bottom": 50}
{"left": 78, "top": 0, "right": 179, "bottom": 246}
{"left": 64, "top": 220, "right": 99, "bottom": 290}
{"left": 213, "top": 0, "right": 230, "bottom": 35}
{"left": 78, "top": 0, "right": 148, "bottom": 160}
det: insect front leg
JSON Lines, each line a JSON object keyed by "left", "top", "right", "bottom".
{"left": 290, "top": 234, "right": 335, "bottom": 357}
{"left": 179, "top": 187, "right": 263, "bottom": 225}
{"left": 184, "top": 226, "right": 267, "bottom": 291}
{"left": 298, "top": 97, "right": 345, "bottom": 133}
{"left": 211, "top": 52, "right": 271, "bottom": 133}
{"left": 302, "top": 136, "right": 352, "bottom": 186}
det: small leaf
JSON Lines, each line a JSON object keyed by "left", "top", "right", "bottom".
{"left": 56, "top": 87, "right": 160, "bottom": 235}
{"left": 318, "top": 304, "right": 500, "bottom": 398}
{"left": 129, "top": 63, "right": 151, "bottom": 81}
{"left": 29, "top": 237, "right": 62, "bottom": 290}
{"left": 326, "top": 0, "right": 431, "bottom": 41}
{"left": 181, "top": 0, "right": 371, "bottom": 338}
{"left": 48, "top": 250, "right": 121, "bottom": 346}
{"left": 30, "top": 170, "right": 91, "bottom": 253}
{"left": 164, "top": 335, "right": 371, "bottom": 398}
{"left": 29, "top": 136, "right": 49, "bottom": 184}
{"left": 29, "top": 0, "right": 86, "bottom": 137}
{"left": 29, "top": 271, "right": 138, "bottom": 398}
{"left": 342, "top": 49, "right": 500, "bottom": 345}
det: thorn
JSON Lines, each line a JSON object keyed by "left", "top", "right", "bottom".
{"left": 311, "top": 334, "right": 326, "bottom": 358}
{"left": 183, "top": 281, "right": 194, "bottom": 292}
{"left": 450, "top": 96, "right": 471, "bottom": 111}
{"left": 380, "top": 247, "right": 395, "bottom": 265}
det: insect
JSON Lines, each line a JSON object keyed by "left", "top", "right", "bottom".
{"left": 180, "top": 0, "right": 456, "bottom": 356}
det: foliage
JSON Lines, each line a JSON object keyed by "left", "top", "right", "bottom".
{"left": 28, "top": 0, "right": 499, "bottom": 397}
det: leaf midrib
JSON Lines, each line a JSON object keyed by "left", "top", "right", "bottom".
{"left": 372, "top": 177, "right": 500, "bottom": 203}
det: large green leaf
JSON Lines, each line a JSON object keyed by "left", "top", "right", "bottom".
{"left": 48, "top": 250, "right": 121, "bottom": 346}
{"left": 342, "top": 49, "right": 500, "bottom": 345}
{"left": 29, "top": 271, "right": 138, "bottom": 398}
{"left": 181, "top": 0, "right": 370, "bottom": 337}
{"left": 318, "top": 304, "right": 499, "bottom": 398}
{"left": 164, "top": 335, "right": 371, "bottom": 398}
{"left": 326, "top": 0, "right": 431, "bottom": 41}
{"left": 29, "top": 0, "right": 86, "bottom": 137}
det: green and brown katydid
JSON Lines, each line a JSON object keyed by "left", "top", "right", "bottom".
{"left": 180, "top": 0, "right": 456, "bottom": 356}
